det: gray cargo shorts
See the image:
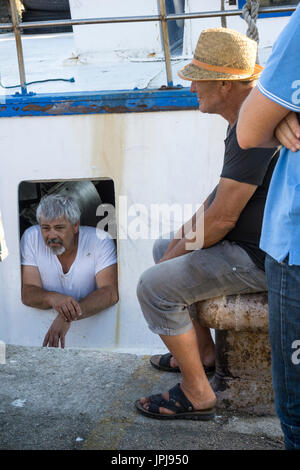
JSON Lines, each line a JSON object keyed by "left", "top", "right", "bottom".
{"left": 136, "top": 236, "right": 267, "bottom": 336}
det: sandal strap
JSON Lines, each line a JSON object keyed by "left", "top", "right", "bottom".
{"left": 148, "top": 402, "right": 160, "bottom": 414}
{"left": 148, "top": 395, "right": 179, "bottom": 414}
{"left": 148, "top": 383, "right": 194, "bottom": 414}
{"left": 159, "top": 353, "right": 173, "bottom": 368}
{"left": 168, "top": 383, "right": 194, "bottom": 412}
{"left": 148, "top": 393, "right": 164, "bottom": 405}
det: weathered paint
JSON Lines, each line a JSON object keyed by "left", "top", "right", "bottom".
{"left": 0, "top": 88, "right": 198, "bottom": 118}
{"left": 88, "top": 113, "right": 127, "bottom": 348}
{"left": 197, "top": 292, "right": 269, "bottom": 331}
{"left": 211, "top": 329, "right": 274, "bottom": 415}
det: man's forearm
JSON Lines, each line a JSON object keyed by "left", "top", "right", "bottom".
{"left": 160, "top": 213, "right": 234, "bottom": 261}
{"left": 22, "top": 285, "right": 55, "bottom": 310}
{"left": 78, "top": 285, "right": 119, "bottom": 319}
{"left": 161, "top": 193, "right": 213, "bottom": 261}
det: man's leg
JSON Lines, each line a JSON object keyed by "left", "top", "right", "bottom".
{"left": 137, "top": 240, "right": 267, "bottom": 416}
{"left": 265, "top": 255, "right": 300, "bottom": 450}
{"left": 152, "top": 236, "right": 215, "bottom": 369}
{"left": 192, "top": 318, "right": 215, "bottom": 368}
{"left": 140, "top": 327, "right": 216, "bottom": 414}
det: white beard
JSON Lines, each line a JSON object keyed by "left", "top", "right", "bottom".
{"left": 48, "top": 245, "right": 66, "bottom": 256}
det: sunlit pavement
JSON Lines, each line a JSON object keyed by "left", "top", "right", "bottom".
{"left": 0, "top": 345, "right": 284, "bottom": 450}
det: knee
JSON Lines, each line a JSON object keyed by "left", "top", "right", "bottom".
{"left": 136, "top": 266, "right": 157, "bottom": 306}
{"left": 152, "top": 236, "right": 173, "bottom": 264}
{"left": 152, "top": 238, "right": 164, "bottom": 264}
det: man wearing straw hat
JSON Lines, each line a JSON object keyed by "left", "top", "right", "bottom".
{"left": 135, "top": 27, "right": 279, "bottom": 420}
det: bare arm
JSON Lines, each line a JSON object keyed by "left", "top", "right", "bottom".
{"left": 237, "top": 87, "right": 290, "bottom": 149}
{"left": 159, "top": 178, "right": 257, "bottom": 261}
{"left": 160, "top": 189, "right": 215, "bottom": 261}
{"left": 21, "top": 265, "right": 82, "bottom": 319}
{"left": 22, "top": 265, "right": 58, "bottom": 309}
{"left": 41, "top": 263, "right": 118, "bottom": 349}
{"left": 78, "top": 263, "right": 119, "bottom": 319}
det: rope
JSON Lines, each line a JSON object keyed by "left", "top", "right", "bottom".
{"left": 242, "top": 0, "right": 260, "bottom": 43}
{"left": 0, "top": 77, "right": 75, "bottom": 90}
{"left": 220, "top": 0, "right": 227, "bottom": 29}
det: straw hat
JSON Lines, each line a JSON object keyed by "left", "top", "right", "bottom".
{"left": 178, "top": 27, "right": 263, "bottom": 81}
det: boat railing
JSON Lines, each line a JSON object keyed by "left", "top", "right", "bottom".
{"left": 0, "top": 1, "right": 297, "bottom": 95}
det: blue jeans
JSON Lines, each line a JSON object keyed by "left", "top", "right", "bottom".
{"left": 265, "top": 254, "right": 300, "bottom": 450}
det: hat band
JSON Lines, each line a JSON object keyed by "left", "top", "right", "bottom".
{"left": 192, "top": 58, "right": 252, "bottom": 76}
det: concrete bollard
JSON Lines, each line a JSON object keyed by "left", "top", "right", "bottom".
{"left": 0, "top": 340, "right": 6, "bottom": 364}
{"left": 196, "top": 292, "right": 275, "bottom": 415}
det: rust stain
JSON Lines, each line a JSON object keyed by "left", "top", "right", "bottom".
{"left": 22, "top": 104, "right": 53, "bottom": 112}
{"left": 212, "top": 329, "right": 273, "bottom": 414}
{"left": 87, "top": 114, "right": 126, "bottom": 348}
{"left": 14, "top": 102, "right": 189, "bottom": 117}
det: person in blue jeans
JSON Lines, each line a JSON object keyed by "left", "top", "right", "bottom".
{"left": 237, "top": 4, "right": 300, "bottom": 450}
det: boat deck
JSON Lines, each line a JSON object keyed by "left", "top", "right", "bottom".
{"left": 0, "top": 31, "right": 190, "bottom": 98}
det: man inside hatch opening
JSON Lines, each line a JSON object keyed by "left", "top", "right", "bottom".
{"left": 21, "top": 194, "right": 118, "bottom": 348}
{"left": 135, "top": 27, "right": 279, "bottom": 420}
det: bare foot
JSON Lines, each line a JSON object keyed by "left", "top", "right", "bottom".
{"left": 169, "top": 356, "right": 179, "bottom": 368}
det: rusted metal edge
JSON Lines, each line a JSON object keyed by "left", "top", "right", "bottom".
{"left": 0, "top": 87, "right": 199, "bottom": 118}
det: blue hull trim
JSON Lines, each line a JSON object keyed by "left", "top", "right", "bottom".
{"left": 0, "top": 88, "right": 199, "bottom": 118}
{"left": 238, "top": 0, "right": 296, "bottom": 18}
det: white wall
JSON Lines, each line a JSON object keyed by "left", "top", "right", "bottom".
{"left": 0, "top": 110, "right": 226, "bottom": 353}
{"left": 69, "top": 0, "right": 162, "bottom": 58}
{"left": 69, "top": 0, "right": 291, "bottom": 65}
{"left": 186, "top": 0, "right": 290, "bottom": 64}
{"left": 0, "top": 1, "right": 292, "bottom": 353}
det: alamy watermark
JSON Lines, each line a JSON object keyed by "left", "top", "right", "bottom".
{"left": 291, "top": 340, "right": 300, "bottom": 365}
{"left": 291, "top": 80, "right": 300, "bottom": 105}
{"left": 96, "top": 196, "right": 204, "bottom": 250}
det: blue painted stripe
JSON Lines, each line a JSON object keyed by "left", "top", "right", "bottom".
{"left": 238, "top": 0, "right": 296, "bottom": 18}
{"left": 0, "top": 88, "right": 199, "bottom": 118}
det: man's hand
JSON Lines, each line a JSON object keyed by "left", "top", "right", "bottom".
{"left": 48, "top": 292, "right": 82, "bottom": 322}
{"left": 43, "top": 314, "right": 71, "bottom": 348}
{"left": 237, "top": 87, "right": 290, "bottom": 149}
{"left": 275, "top": 112, "right": 300, "bottom": 152}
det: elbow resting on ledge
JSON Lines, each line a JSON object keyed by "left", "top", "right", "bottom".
{"left": 111, "top": 289, "right": 119, "bottom": 306}
{"left": 21, "top": 288, "right": 32, "bottom": 307}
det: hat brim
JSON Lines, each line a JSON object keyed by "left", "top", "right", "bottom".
{"left": 178, "top": 62, "right": 263, "bottom": 81}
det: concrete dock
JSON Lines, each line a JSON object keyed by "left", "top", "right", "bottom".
{"left": 0, "top": 344, "right": 284, "bottom": 451}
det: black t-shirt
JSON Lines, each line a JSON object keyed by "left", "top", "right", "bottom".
{"left": 208, "top": 124, "right": 279, "bottom": 271}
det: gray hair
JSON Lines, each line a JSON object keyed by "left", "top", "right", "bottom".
{"left": 36, "top": 194, "right": 81, "bottom": 225}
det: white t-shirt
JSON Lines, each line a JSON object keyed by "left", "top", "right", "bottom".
{"left": 21, "top": 225, "right": 117, "bottom": 301}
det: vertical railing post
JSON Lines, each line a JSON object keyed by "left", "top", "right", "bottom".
{"left": 9, "top": 0, "right": 27, "bottom": 95}
{"left": 158, "top": 0, "right": 173, "bottom": 87}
